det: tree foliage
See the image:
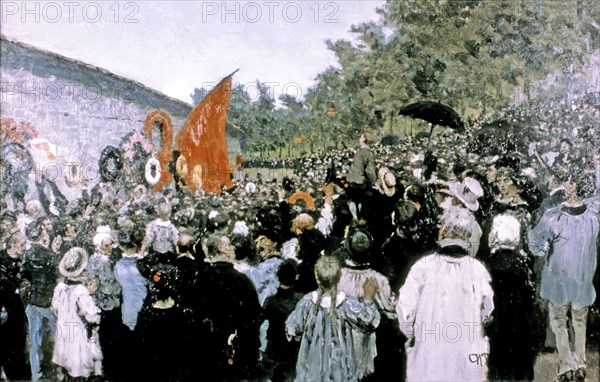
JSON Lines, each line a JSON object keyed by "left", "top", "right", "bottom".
{"left": 191, "top": 0, "right": 598, "bottom": 158}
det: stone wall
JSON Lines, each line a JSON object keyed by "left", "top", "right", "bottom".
{"left": 1, "top": 37, "right": 241, "bottom": 201}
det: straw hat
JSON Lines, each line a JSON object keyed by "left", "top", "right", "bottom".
{"left": 377, "top": 167, "right": 397, "bottom": 197}
{"left": 448, "top": 177, "right": 484, "bottom": 212}
{"left": 59, "top": 247, "right": 89, "bottom": 280}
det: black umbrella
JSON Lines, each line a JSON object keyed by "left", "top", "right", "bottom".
{"left": 380, "top": 134, "right": 402, "bottom": 146}
{"left": 399, "top": 101, "right": 465, "bottom": 139}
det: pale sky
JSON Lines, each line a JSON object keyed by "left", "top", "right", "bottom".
{"left": 1, "top": 0, "right": 384, "bottom": 105}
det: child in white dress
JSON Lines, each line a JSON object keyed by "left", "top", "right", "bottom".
{"left": 52, "top": 247, "right": 102, "bottom": 379}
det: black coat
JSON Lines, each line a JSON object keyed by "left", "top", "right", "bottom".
{"left": 193, "top": 261, "right": 263, "bottom": 381}
{"left": 0, "top": 253, "right": 30, "bottom": 380}
{"left": 483, "top": 248, "right": 543, "bottom": 382}
{"left": 262, "top": 287, "right": 304, "bottom": 382}
{"left": 20, "top": 245, "right": 58, "bottom": 308}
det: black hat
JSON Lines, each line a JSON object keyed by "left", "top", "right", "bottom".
{"left": 282, "top": 176, "right": 294, "bottom": 192}
{"left": 117, "top": 227, "right": 140, "bottom": 249}
{"left": 297, "top": 229, "right": 325, "bottom": 263}
{"left": 394, "top": 200, "right": 417, "bottom": 226}
{"left": 0, "top": 211, "right": 17, "bottom": 224}
{"left": 25, "top": 220, "right": 44, "bottom": 241}
{"left": 345, "top": 227, "right": 373, "bottom": 264}
{"left": 276, "top": 259, "right": 298, "bottom": 287}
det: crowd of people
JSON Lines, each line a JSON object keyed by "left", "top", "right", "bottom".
{"left": 1, "top": 94, "right": 600, "bottom": 382}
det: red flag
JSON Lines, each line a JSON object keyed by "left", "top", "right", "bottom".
{"left": 176, "top": 73, "right": 235, "bottom": 194}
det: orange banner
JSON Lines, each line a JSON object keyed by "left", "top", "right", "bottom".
{"left": 175, "top": 74, "right": 234, "bottom": 194}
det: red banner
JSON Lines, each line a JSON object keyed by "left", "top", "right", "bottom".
{"left": 175, "top": 74, "right": 234, "bottom": 194}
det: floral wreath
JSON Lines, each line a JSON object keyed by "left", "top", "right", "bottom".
{"left": 1, "top": 118, "right": 38, "bottom": 145}
{"left": 122, "top": 130, "right": 154, "bottom": 161}
{"left": 289, "top": 191, "right": 315, "bottom": 210}
{"left": 99, "top": 146, "right": 123, "bottom": 183}
{"left": 145, "top": 157, "right": 161, "bottom": 186}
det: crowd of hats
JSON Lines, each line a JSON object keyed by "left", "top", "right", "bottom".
{"left": 236, "top": 92, "right": 598, "bottom": 204}
{"left": 9, "top": 92, "right": 597, "bottom": 303}
{"left": 103, "top": 88, "right": 597, "bottom": 262}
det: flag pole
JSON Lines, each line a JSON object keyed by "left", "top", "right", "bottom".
{"left": 200, "top": 69, "right": 239, "bottom": 100}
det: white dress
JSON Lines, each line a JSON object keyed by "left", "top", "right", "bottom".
{"left": 52, "top": 282, "right": 102, "bottom": 378}
{"left": 396, "top": 253, "right": 494, "bottom": 382}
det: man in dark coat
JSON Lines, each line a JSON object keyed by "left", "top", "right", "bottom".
{"left": 0, "top": 231, "right": 30, "bottom": 381}
{"left": 20, "top": 220, "right": 60, "bottom": 382}
{"left": 262, "top": 259, "right": 303, "bottom": 382}
{"left": 193, "top": 232, "right": 263, "bottom": 381}
{"left": 346, "top": 131, "right": 377, "bottom": 220}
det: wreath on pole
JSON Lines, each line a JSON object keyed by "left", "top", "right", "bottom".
{"left": 143, "top": 110, "right": 174, "bottom": 191}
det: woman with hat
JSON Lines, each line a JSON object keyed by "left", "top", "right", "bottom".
{"left": 478, "top": 165, "right": 540, "bottom": 353}
{"left": 370, "top": 167, "right": 404, "bottom": 248}
{"left": 246, "top": 231, "right": 286, "bottom": 370}
{"left": 443, "top": 177, "right": 484, "bottom": 257}
{"left": 113, "top": 227, "right": 147, "bottom": 381}
{"left": 292, "top": 214, "right": 326, "bottom": 294}
{"left": 52, "top": 247, "right": 103, "bottom": 380}
{"left": 249, "top": 232, "right": 285, "bottom": 306}
{"left": 338, "top": 227, "right": 399, "bottom": 382}
{"left": 85, "top": 227, "right": 122, "bottom": 381}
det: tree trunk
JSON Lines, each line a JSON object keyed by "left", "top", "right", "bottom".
{"left": 566, "top": 58, "right": 574, "bottom": 105}
{"left": 481, "top": 82, "right": 487, "bottom": 115}
{"left": 595, "top": 120, "right": 600, "bottom": 191}
{"left": 496, "top": 78, "right": 503, "bottom": 106}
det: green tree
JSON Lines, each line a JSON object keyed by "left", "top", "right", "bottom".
{"left": 190, "top": 0, "right": 599, "bottom": 158}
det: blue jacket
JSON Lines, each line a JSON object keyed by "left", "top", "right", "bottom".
{"left": 528, "top": 202, "right": 599, "bottom": 308}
